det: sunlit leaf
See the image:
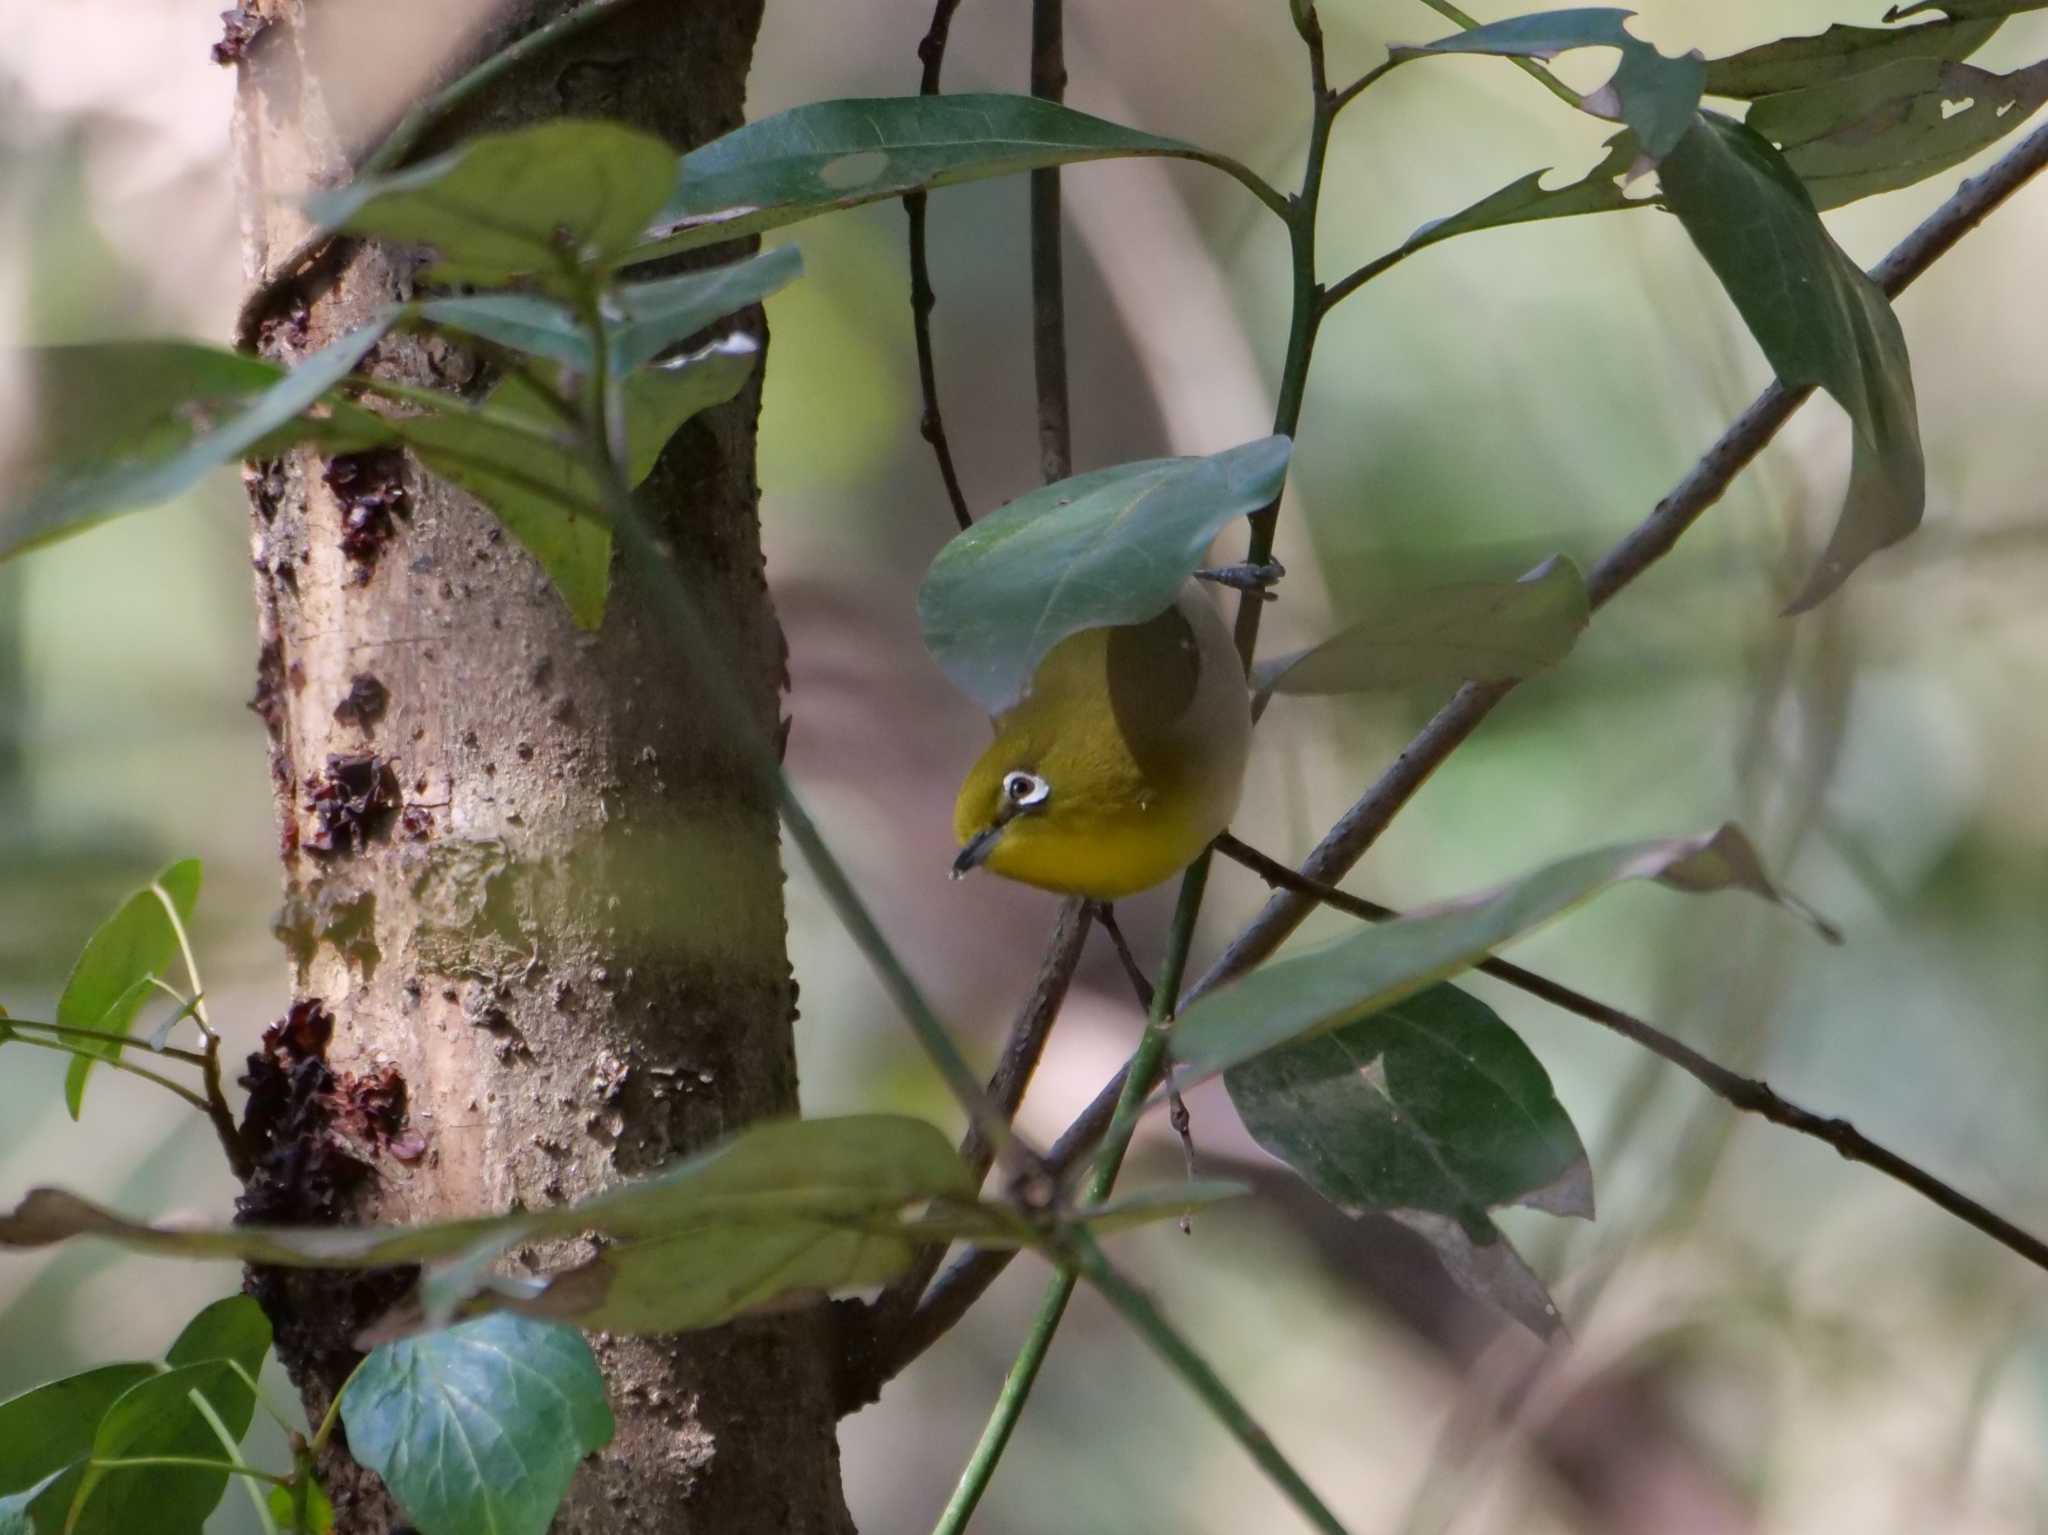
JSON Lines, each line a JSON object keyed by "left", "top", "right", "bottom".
{"left": 1255, "top": 556, "right": 1589, "bottom": 696}
{"left": 341, "top": 1315, "right": 610, "bottom": 1535}
{"left": 69, "top": 1362, "right": 255, "bottom": 1535}
{"left": 268, "top": 1476, "right": 335, "bottom": 1535}
{"left": 1658, "top": 112, "right": 1923, "bottom": 610}
{"left": 1749, "top": 57, "right": 2048, "bottom": 208}
{"left": 311, "top": 121, "right": 678, "bottom": 285}
{"left": 58, "top": 859, "right": 202, "bottom": 1119}
{"left": 0, "top": 1116, "right": 975, "bottom": 1334}
{"left": 3, "top": 328, "right": 392, "bottom": 564}
{"left": 1390, "top": 7, "right": 1705, "bottom": 157}
{"left": 1227, "top": 983, "right": 1586, "bottom": 1338}
{"left": 630, "top": 94, "right": 1262, "bottom": 262}
{"left": 1171, "top": 824, "right": 1837, "bottom": 1082}
{"left": 1703, "top": 18, "right": 2002, "bottom": 99}
{"left": 917, "top": 436, "right": 1291, "bottom": 714}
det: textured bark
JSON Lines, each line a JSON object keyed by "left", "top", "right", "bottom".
{"left": 229, "top": 3, "right": 856, "bottom": 1530}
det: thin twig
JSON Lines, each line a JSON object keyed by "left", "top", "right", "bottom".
{"left": 8, "top": 1035, "right": 216, "bottom": 1116}
{"left": 1030, "top": 0, "right": 1073, "bottom": 484}
{"left": 1210, "top": 829, "right": 2048, "bottom": 1276}
{"left": 1, "top": 1017, "right": 210, "bottom": 1067}
{"left": 862, "top": 898, "right": 1091, "bottom": 1356}
{"left": 906, "top": 0, "right": 975, "bottom": 531}
{"left": 1412, "top": 0, "right": 1581, "bottom": 108}
{"left": 1093, "top": 903, "right": 1156, "bottom": 1012}
{"left": 889, "top": 115, "right": 2048, "bottom": 1370}
{"left": 233, "top": 0, "right": 656, "bottom": 350}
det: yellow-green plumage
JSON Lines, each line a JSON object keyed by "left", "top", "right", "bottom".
{"left": 952, "top": 585, "right": 1251, "bottom": 899}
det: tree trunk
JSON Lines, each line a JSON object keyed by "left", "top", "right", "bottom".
{"left": 229, "top": 3, "right": 856, "bottom": 1530}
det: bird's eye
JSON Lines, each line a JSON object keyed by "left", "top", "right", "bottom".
{"left": 1003, "top": 771, "right": 1050, "bottom": 808}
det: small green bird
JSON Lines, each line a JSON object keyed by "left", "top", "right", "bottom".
{"left": 951, "top": 585, "right": 1251, "bottom": 899}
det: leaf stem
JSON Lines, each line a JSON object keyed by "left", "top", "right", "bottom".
{"left": 1, "top": 1017, "right": 210, "bottom": 1067}
{"left": 1411, "top": 0, "right": 1581, "bottom": 108}
{"left": 85, "top": 1456, "right": 289, "bottom": 1486}
{"left": 188, "top": 1383, "right": 283, "bottom": 1535}
{"left": 8, "top": 1034, "right": 215, "bottom": 1115}
{"left": 1030, "top": 0, "right": 1073, "bottom": 486}
{"left": 152, "top": 879, "right": 214, "bottom": 1041}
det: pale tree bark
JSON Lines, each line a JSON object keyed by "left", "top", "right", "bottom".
{"left": 228, "top": 2, "right": 857, "bottom": 1530}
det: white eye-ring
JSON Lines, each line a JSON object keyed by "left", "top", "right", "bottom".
{"left": 1003, "top": 771, "right": 1050, "bottom": 809}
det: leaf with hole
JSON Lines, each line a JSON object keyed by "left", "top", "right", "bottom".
{"left": 1749, "top": 57, "right": 2048, "bottom": 208}
{"left": 1171, "top": 824, "right": 1836, "bottom": 1082}
{"left": 1393, "top": 132, "right": 1648, "bottom": 263}
{"left": 1886, "top": 0, "right": 2048, "bottom": 19}
{"left": 67, "top": 1361, "right": 256, "bottom": 1535}
{"left": 1658, "top": 111, "right": 1923, "bottom": 610}
{"left": 311, "top": 120, "right": 679, "bottom": 285}
{"left": 1703, "top": 18, "right": 2002, "bottom": 99}
{"left": 1255, "top": 556, "right": 1589, "bottom": 696}
{"left": 918, "top": 436, "right": 1291, "bottom": 714}
{"left": 3, "top": 329, "right": 392, "bottom": 565}
{"left": 341, "top": 1314, "right": 610, "bottom": 1535}
{"left": 1227, "top": 983, "right": 1587, "bottom": 1338}
{"left": 1390, "top": 8, "right": 1705, "bottom": 157}
{"left": 57, "top": 859, "right": 202, "bottom": 1119}
{"left": 629, "top": 94, "right": 1268, "bottom": 262}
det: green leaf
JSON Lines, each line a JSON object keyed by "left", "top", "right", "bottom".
{"left": 0, "top": 1115, "right": 977, "bottom": 1334}
{"left": 310, "top": 120, "right": 679, "bottom": 285}
{"left": 165, "top": 1296, "right": 272, "bottom": 1444}
{"left": 917, "top": 436, "right": 1291, "bottom": 714}
{"left": 58, "top": 859, "right": 202, "bottom": 1118}
{"left": 391, "top": 333, "right": 757, "bottom": 629}
{"left": 340, "top": 1314, "right": 612, "bottom": 1535}
{"left": 70, "top": 1361, "right": 255, "bottom": 1535}
{"left": 609, "top": 244, "right": 802, "bottom": 374}
{"left": 416, "top": 293, "right": 592, "bottom": 370}
{"left": 1171, "top": 824, "right": 1837, "bottom": 1082}
{"left": 0, "top": 1363, "right": 155, "bottom": 1530}
{"left": 1749, "top": 57, "right": 2048, "bottom": 209}
{"left": 1390, "top": 8, "right": 1706, "bottom": 157}
{"left": 1394, "top": 133, "right": 1648, "bottom": 261}
{"left": 1658, "top": 112, "right": 1923, "bottom": 611}
{"left": 268, "top": 1476, "right": 335, "bottom": 1535}
{"left": 1703, "top": 18, "right": 2002, "bottom": 99}
{"left": 1226, "top": 983, "right": 1586, "bottom": 1338}
{"left": 1254, "top": 555, "right": 1589, "bottom": 696}
{"left": 631, "top": 94, "right": 1259, "bottom": 262}
{"left": 3, "top": 328, "right": 392, "bottom": 564}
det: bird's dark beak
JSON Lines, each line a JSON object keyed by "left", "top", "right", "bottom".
{"left": 951, "top": 818, "right": 1009, "bottom": 879}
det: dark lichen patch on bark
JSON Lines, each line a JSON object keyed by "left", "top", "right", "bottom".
{"left": 304, "top": 751, "right": 400, "bottom": 854}
{"left": 326, "top": 448, "right": 409, "bottom": 567}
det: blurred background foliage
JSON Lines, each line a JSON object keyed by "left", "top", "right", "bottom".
{"left": 3, "top": 1, "right": 2047, "bottom": 1530}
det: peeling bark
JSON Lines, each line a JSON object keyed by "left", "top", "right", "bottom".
{"left": 229, "top": 3, "right": 855, "bottom": 1529}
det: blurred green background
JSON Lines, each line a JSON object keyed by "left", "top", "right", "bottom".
{"left": 5, "top": 2, "right": 2048, "bottom": 1530}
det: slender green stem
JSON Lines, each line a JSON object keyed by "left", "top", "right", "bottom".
{"left": 85, "top": 1456, "right": 289, "bottom": 1485}
{"left": 188, "top": 1386, "right": 282, "bottom": 1535}
{"left": 1068, "top": 1231, "right": 1351, "bottom": 1535}
{"left": 226, "top": 1359, "right": 304, "bottom": 1441}
{"left": 152, "top": 878, "right": 214, "bottom": 1041}
{"left": 1330, "top": 57, "right": 1401, "bottom": 116}
{"left": 930, "top": 1271, "right": 1079, "bottom": 1535}
{"left": 1, "top": 1017, "right": 210, "bottom": 1067}
{"left": 9, "top": 1035, "right": 214, "bottom": 1114}
{"left": 931, "top": 863, "right": 1209, "bottom": 1534}
{"left": 308, "top": 1360, "right": 363, "bottom": 1459}
{"left": 1411, "top": 0, "right": 1582, "bottom": 108}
